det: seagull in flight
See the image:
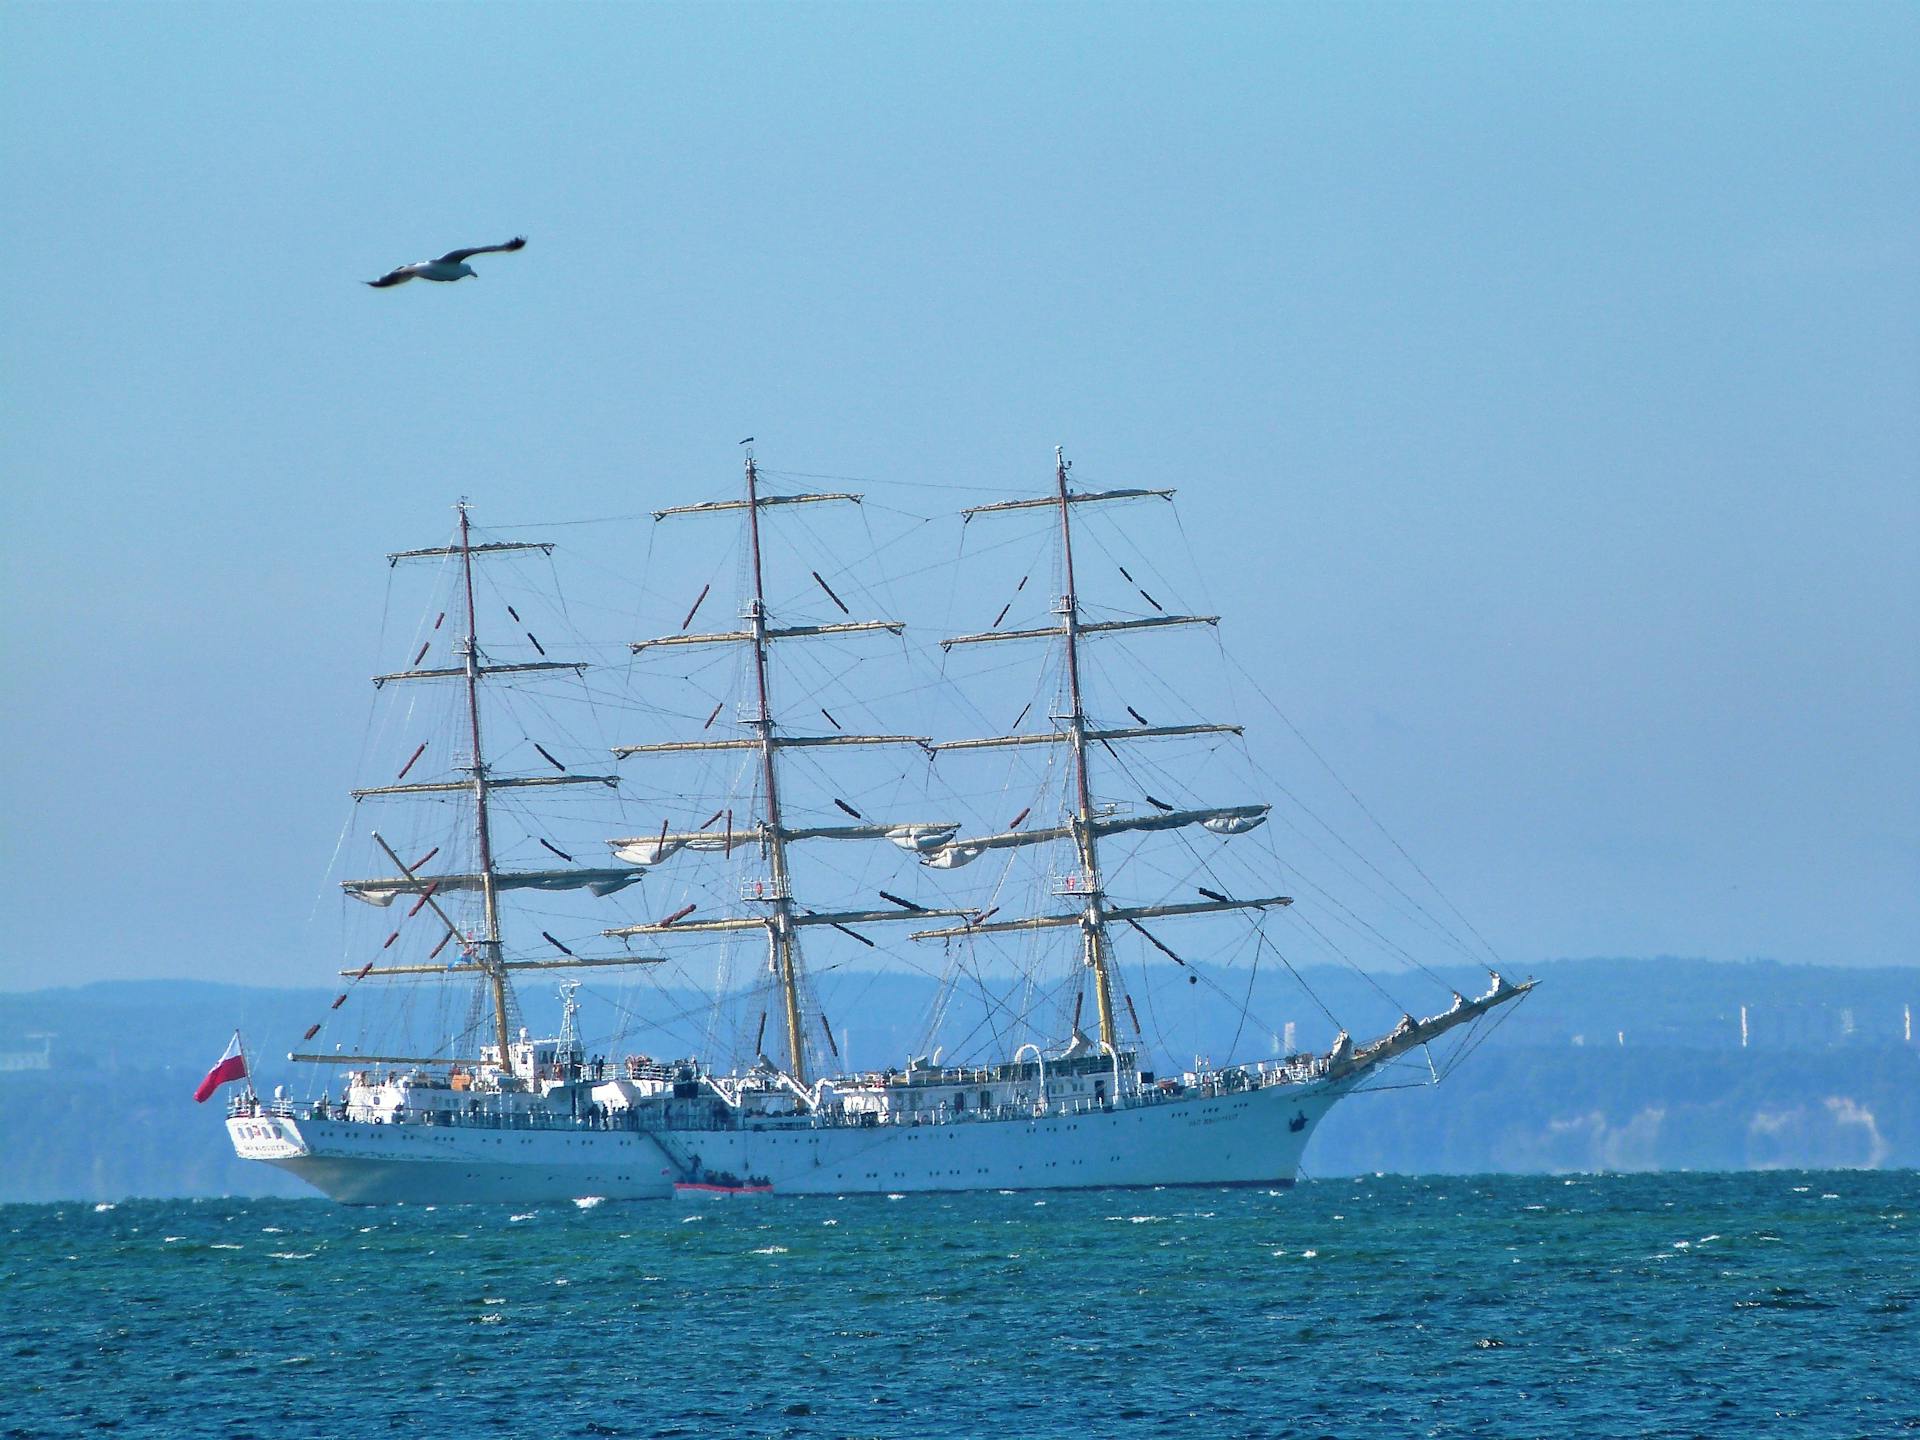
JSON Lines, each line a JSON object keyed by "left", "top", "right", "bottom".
{"left": 366, "top": 236, "right": 527, "bottom": 288}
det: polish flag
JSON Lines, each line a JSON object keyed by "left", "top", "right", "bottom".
{"left": 194, "top": 1033, "right": 248, "bottom": 1103}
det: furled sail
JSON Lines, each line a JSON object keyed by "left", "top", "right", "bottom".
{"left": 928, "top": 721, "right": 1242, "bottom": 753}
{"left": 919, "top": 804, "right": 1269, "bottom": 867}
{"left": 921, "top": 844, "right": 987, "bottom": 870}
{"left": 609, "top": 821, "right": 959, "bottom": 868}
{"left": 344, "top": 867, "right": 643, "bottom": 907}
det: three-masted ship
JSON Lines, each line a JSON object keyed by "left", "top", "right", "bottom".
{"left": 228, "top": 454, "right": 1530, "bottom": 1203}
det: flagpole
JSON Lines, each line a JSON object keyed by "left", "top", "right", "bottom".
{"left": 235, "top": 1028, "right": 257, "bottom": 1102}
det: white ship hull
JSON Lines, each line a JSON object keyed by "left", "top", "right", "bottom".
{"left": 230, "top": 1076, "right": 1355, "bottom": 1205}
{"left": 229, "top": 1113, "right": 678, "bottom": 1203}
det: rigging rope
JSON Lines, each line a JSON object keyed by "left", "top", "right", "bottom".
{"left": 1226, "top": 651, "right": 1505, "bottom": 969}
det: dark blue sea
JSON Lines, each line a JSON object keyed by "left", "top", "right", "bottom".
{"left": 6, "top": 1171, "right": 1914, "bottom": 1439}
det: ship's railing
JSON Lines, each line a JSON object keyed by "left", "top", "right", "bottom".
{"left": 227, "top": 1096, "right": 306, "bottom": 1120}
{"left": 226, "top": 1054, "right": 1330, "bottom": 1131}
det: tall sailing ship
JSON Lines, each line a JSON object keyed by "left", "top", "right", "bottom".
{"left": 227, "top": 452, "right": 1531, "bottom": 1203}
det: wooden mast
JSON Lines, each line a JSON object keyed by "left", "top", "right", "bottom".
{"left": 456, "top": 501, "right": 516, "bottom": 1075}
{"left": 1053, "top": 448, "right": 1120, "bottom": 1054}
{"left": 742, "top": 453, "right": 809, "bottom": 1086}
{"left": 606, "top": 455, "right": 976, "bottom": 1089}
{"left": 924, "top": 470, "right": 1287, "bottom": 1064}
{"left": 318, "top": 521, "right": 661, "bottom": 1079}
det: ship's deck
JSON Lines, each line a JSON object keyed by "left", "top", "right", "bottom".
{"left": 231, "top": 1051, "right": 1335, "bottom": 1138}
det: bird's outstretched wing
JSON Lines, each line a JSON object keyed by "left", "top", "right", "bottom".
{"left": 436, "top": 236, "right": 528, "bottom": 265}
{"left": 366, "top": 267, "right": 418, "bottom": 288}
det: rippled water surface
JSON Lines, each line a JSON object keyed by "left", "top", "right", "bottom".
{"left": 6, "top": 1171, "right": 1915, "bottom": 1438}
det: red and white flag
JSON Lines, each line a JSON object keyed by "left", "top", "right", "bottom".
{"left": 194, "top": 1033, "right": 248, "bottom": 1103}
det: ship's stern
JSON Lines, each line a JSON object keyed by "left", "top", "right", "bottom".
{"left": 227, "top": 1111, "right": 311, "bottom": 1163}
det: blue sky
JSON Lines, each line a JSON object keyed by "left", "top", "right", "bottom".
{"left": 2, "top": 1, "right": 1915, "bottom": 990}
